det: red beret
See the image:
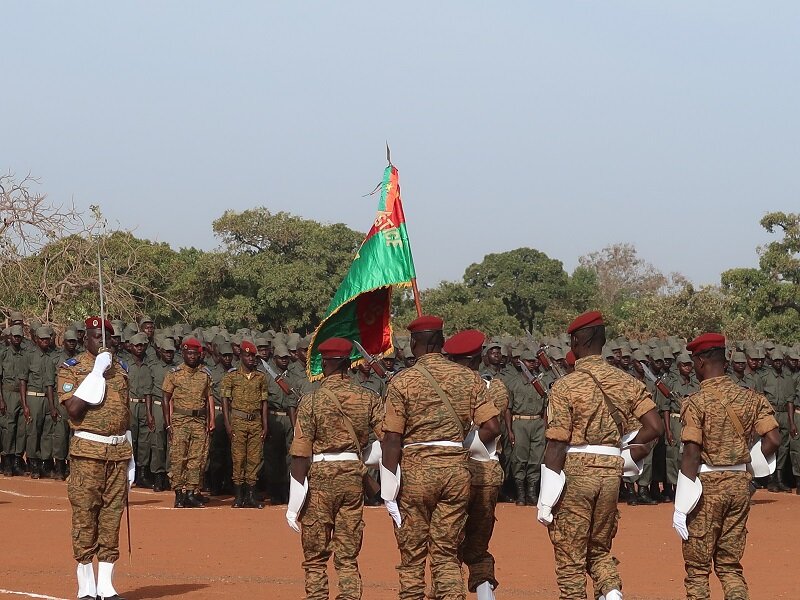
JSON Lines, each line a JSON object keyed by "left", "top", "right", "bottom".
{"left": 686, "top": 333, "right": 726, "bottom": 355}
{"left": 407, "top": 314, "right": 444, "bottom": 333}
{"left": 443, "top": 329, "right": 485, "bottom": 357}
{"left": 566, "top": 311, "right": 604, "bottom": 334}
{"left": 84, "top": 317, "right": 115, "bottom": 336}
{"left": 318, "top": 337, "right": 353, "bottom": 359}
{"left": 565, "top": 350, "right": 576, "bottom": 366}
{"left": 182, "top": 337, "right": 203, "bottom": 351}
{"left": 240, "top": 340, "right": 257, "bottom": 355}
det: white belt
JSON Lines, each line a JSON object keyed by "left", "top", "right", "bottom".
{"left": 74, "top": 431, "right": 129, "bottom": 446}
{"left": 567, "top": 444, "right": 622, "bottom": 457}
{"left": 312, "top": 452, "right": 360, "bottom": 462}
{"left": 403, "top": 440, "right": 463, "bottom": 449}
{"left": 699, "top": 463, "right": 746, "bottom": 473}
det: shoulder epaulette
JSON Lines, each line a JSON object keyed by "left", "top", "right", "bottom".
{"left": 169, "top": 366, "right": 181, "bottom": 373}
{"left": 62, "top": 357, "right": 79, "bottom": 368}
{"left": 118, "top": 360, "right": 129, "bottom": 373}
{"left": 202, "top": 366, "right": 212, "bottom": 376}
{"left": 227, "top": 367, "right": 237, "bottom": 373}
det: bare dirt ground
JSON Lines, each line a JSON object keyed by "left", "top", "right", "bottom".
{"left": 0, "top": 475, "right": 795, "bottom": 600}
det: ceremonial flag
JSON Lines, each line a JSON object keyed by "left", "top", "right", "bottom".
{"left": 308, "top": 164, "right": 417, "bottom": 379}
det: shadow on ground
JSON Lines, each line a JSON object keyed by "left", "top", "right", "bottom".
{"left": 125, "top": 583, "right": 209, "bottom": 599}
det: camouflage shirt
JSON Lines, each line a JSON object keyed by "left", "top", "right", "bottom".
{"left": 681, "top": 375, "right": 778, "bottom": 467}
{"left": 58, "top": 352, "right": 132, "bottom": 461}
{"left": 546, "top": 355, "right": 657, "bottom": 474}
{"left": 291, "top": 375, "right": 382, "bottom": 457}
{"left": 382, "top": 353, "right": 498, "bottom": 456}
{"left": 221, "top": 366, "right": 268, "bottom": 413}
{"left": 162, "top": 363, "right": 212, "bottom": 411}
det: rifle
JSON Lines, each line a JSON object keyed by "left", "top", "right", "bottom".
{"left": 518, "top": 360, "right": 548, "bottom": 398}
{"left": 352, "top": 340, "right": 388, "bottom": 379}
{"left": 640, "top": 362, "right": 675, "bottom": 400}
{"left": 537, "top": 346, "right": 564, "bottom": 380}
{"left": 260, "top": 358, "right": 299, "bottom": 398}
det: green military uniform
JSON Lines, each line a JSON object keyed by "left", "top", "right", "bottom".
{"left": 163, "top": 360, "right": 212, "bottom": 502}
{"left": 147, "top": 345, "right": 173, "bottom": 488}
{"left": 126, "top": 341, "right": 154, "bottom": 486}
{"left": 262, "top": 347, "right": 299, "bottom": 503}
{"left": 662, "top": 357, "right": 700, "bottom": 487}
{"left": 20, "top": 332, "right": 56, "bottom": 476}
{"left": 382, "top": 351, "right": 499, "bottom": 600}
{"left": 207, "top": 352, "right": 234, "bottom": 494}
{"left": 761, "top": 356, "right": 796, "bottom": 490}
{"left": 292, "top": 374, "right": 382, "bottom": 600}
{"left": 1, "top": 329, "right": 27, "bottom": 475}
{"left": 46, "top": 340, "right": 79, "bottom": 478}
{"left": 505, "top": 353, "right": 547, "bottom": 504}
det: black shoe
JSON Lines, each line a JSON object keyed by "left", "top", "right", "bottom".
{"left": 152, "top": 473, "right": 166, "bottom": 492}
{"left": 232, "top": 485, "right": 244, "bottom": 508}
{"left": 54, "top": 459, "right": 67, "bottom": 480}
{"left": 41, "top": 459, "right": 54, "bottom": 478}
{"left": 12, "top": 456, "right": 26, "bottom": 476}
{"left": 627, "top": 493, "right": 639, "bottom": 506}
{"left": 194, "top": 491, "right": 210, "bottom": 505}
{"left": 174, "top": 490, "right": 186, "bottom": 508}
{"left": 139, "top": 467, "right": 153, "bottom": 489}
{"left": 525, "top": 482, "right": 538, "bottom": 506}
{"left": 767, "top": 474, "right": 780, "bottom": 492}
{"left": 777, "top": 480, "right": 792, "bottom": 492}
{"left": 515, "top": 481, "right": 526, "bottom": 506}
{"left": 636, "top": 489, "right": 658, "bottom": 505}
{"left": 98, "top": 595, "right": 126, "bottom": 600}
{"left": 184, "top": 491, "right": 205, "bottom": 508}
{"left": 30, "top": 459, "right": 41, "bottom": 479}
{"left": 244, "top": 485, "right": 264, "bottom": 509}
{"left": 1, "top": 455, "right": 12, "bottom": 477}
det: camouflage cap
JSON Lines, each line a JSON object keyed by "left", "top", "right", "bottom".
{"left": 619, "top": 345, "right": 632, "bottom": 358}
{"left": 130, "top": 333, "right": 148, "bottom": 345}
{"left": 602, "top": 347, "right": 614, "bottom": 359}
{"left": 763, "top": 340, "right": 776, "bottom": 350}
{"left": 549, "top": 346, "right": 566, "bottom": 360}
{"left": 262, "top": 330, "right": 275, "bottom": 343}
{"left": 484, "top": 339, "right": 502, "bottom": 351}
{"left": 287, "top": 339, "right": 299, "bottom": 351}
{"left": 63, "top": 329, "right": 79, "bottom": 341}
{"left": 607, "top": 340, "right": 621, "bottom": 352}
{"left": 41, "top": 325, "right": 55, "bottom": 336}
{"left": 30, "top": 319, "right": 42, "bottom": 331}
{"left": 10, "top": 325, "right": 24, "bottom": 336}
{"left": 2, "top": 327, "right": 10, "bottom": 336}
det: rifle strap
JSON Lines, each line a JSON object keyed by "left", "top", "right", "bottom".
{"left": 414, "top": 363, "right": 466, "bottom": 440}
{"left": 317, "top": 387, "right": 362, "bottom": 453}
{"left": 718, "top": 390, "right": 746, "bottom": 438}
{"left": 575, "top": 368, "right": 624, "bottom": 436}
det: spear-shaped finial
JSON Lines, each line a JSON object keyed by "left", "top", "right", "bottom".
{"left": 386, "top": 141, "right": 392, "bottom": 166}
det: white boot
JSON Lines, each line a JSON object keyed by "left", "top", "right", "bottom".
{"left": 476, "top": 580, "right": 496, "bottom": 600}
{"left": 76, "top": 562, "right": 96, "bottom": 599}
{"left": 96, "top": 561, "right": 120, "bottom": 599}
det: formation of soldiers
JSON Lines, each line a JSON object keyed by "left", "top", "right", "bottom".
{"left": 1, "top": 308, "right": 795, "bottom": 600}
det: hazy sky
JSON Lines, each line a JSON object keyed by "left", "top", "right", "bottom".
{"left": 4, "top": 2, "right": 798, "bottom": 289}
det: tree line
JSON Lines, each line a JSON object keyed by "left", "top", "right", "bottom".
{"left": 2, "top": 173, "right": 798, "bottom": 342}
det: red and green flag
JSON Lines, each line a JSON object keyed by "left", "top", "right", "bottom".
{"left": 308, "top": 164, "right": 417, "bottom": 379}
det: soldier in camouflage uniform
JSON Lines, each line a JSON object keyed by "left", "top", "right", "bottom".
{"left": 59, "top": 317, "right": 131, "bottom": 600}
{"left": 163, "top": 337, "right": 214, "bottom": 508}
{"left": 288, "top": 337, "right": 382, "bottom": 600}
{"left": 540, "top": 311, "right": 663, "bottom": 600}
{"left": 222, "top": 340, "right": 268, "bottom": 509}
{"left": 445, "top": 330, "right": 508, "bottom": 600}
{"left": 674, "top": 333, "right": 780, "bottom": 600}
{"left": 381, "top": 316, "right": 500, "bottom": 600}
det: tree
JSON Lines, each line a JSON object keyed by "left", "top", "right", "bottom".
{"left": 721, "top": 211, "right": 800, "bottom": 341}
{"left": 463, "top": 248, "right": 569, "bottom": 332}
{"left": 578, "top": 243, "right": 667, "bottom": 310}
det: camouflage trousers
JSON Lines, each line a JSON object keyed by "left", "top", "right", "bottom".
{"left": 42, "top": 402, "right": 70, "bottom": 461}
{"left": 231, "top": 415, "right": 263, "bottom": 486}
{"left": 460, "top": 482, "right": 500, "bottom": 592}
{"left": 67, "top": 456, "right": 128, "bottom": 563}
{"left": 301, "top": 461, "right": 365, "bottom": 600}
{"left": 168, "top": 415, "right": 209, "bottom": 491}
{"left": 548, "top": 473, "right": 621, "bottom": 600}
{"left": 1, "top": 387, "right": 22, "bottom": 455}
{"left": 683, "top": 472, "right": 750, "bottom": 600}
{"left": 395, "top": 451, "right": 471, "bottom": 600}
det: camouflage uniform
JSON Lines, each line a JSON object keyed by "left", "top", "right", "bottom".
{"left": 382, "top": 353, "right": 499, "bottom": 600}
{"left": 222, "top": 366, "right": 268, "bottom": 486}
{"left": 680, "top": 376, "right": 778, "bottom": 599}
{"left": 291, "top": 375, "right": 382, "bottom": 600}
{"left": 58, "top": 353, "right": 131, "bottom": 563}
{"left": 546, "top": 355, "right": 657, "bottom": 600}
{"left": 460, "top": 377, "right": 508, "bottom": 592}
{"left": 163, "top": 363, "right": 212, "bottom": 492}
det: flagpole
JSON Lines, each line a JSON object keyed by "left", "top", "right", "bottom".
{"left": 410, "top": 278, "right": 422, "bottom": 317}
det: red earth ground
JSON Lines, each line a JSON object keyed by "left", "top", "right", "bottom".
{"left": 0, "top": 476, "right": 794, "bottom": 599}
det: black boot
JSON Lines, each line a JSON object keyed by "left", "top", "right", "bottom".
{"left": 54, "top": 459, "right": 67, "bottom": 481}
{"left": 767, "top": 473, "right": 779, "bottom": 492}
{"left": 636, "top": 487, "right": 658, "bottom": 505}
{"left": 526, "top": 481, "right": 538, "bottom": 506}
{"left": 232, "top": 485, "right": 244, "bottom": 508}
{"left": 30, "top": 459, "right": 41, "bottom": 479}
{"left": 2, "top": 455, "right": 11, "bottom": 477}
{"left": 174, "top": 490, "right": 186, "bottom": 508}
{"left": 515, "top": 481, "right": 526, "bottom": 506}
{"left": 184, "top": 490, "right": 205, "bottom": 508}
{"left": 245, "top": 484, "right": 264, "bottom": 509}
{"left": 194, "top": 490, "right": 210, "bottom": 505}
{"left": 626, "top": 486, "right": 639, "bottom": 506}
{"left": 139, "top": 467, "right": 153, "bottom": 489}
{"left": 152, "top": 472, "right": 167, "bottom": 492}
{"left": 777, "top": 476, "right": 792, "bottom": 492}
{"left": 13, "top": 455, "right": 26, "bottom": 476}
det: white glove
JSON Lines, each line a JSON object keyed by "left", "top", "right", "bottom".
{"left": 672, "top": 510, "right": 688, "bottom": 541}
{"left": 536, "top": 465, "right": 566, "bottom": 526}
{"left": 125, "top": 431, "right": 135, "bottom": 489}
{"left": 286, "top": 475, "right": 308, "bottom": 533}
{"left": 362, "top": 440, "right": 382, "bottom": 467}
{"left": 380, "top": 463, "right": 401, "bottom": 502}
{"left": 92, "top": 351, "right": 113, "bottom": 375}
{"left": 385, "top": 499, "right": 402, "bottom": 527}
{"left": 286, "top": 510, "right": 301, "bottom": 533}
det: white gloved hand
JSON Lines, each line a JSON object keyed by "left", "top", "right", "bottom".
{"left": 385, "top": 499, "right": 402, "bottom": 527}
{"left": 286, "top": 510, "right": 301, "bottom": 533}
{"left": 672, "top": 510, "right": 688, "bottom": 541}
{"left": 125, "top": 431, "right": 135, "bottom": 488}
{"left": 537, "top": 505, "right": 554, "bottom": 526}
{"left": 92, "top": 351, "right": 113, "bottom": 375}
